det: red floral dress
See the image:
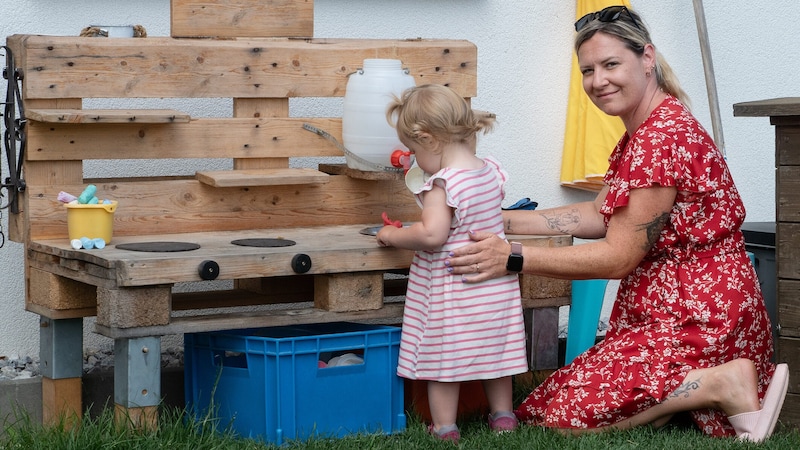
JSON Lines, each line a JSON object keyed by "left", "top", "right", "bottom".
{"left": 515, "top": 95, "right": 775, "bottom": 436}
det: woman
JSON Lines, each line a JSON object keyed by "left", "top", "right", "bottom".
{"left": 444, "top": 6, "right": 787, "bottom": 442}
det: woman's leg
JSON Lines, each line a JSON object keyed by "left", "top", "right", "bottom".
{"left": 428, "top": 381, "right": 460, "bottom": 431}
{"left": 612, "top": 358, "right": 760, "bottom": 429}
{"left": 561, "top": 358, "right": 761, "bottom": 435}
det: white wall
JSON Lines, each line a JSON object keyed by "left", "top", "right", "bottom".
{"left": 0, "top": 0, "right": 796, "bottom": 357}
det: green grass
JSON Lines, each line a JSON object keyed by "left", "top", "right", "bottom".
{"left": 1, "top": 405, "right": 799, "bottom": 450}
{"left": 1, "top": 374, "right": 797, "bottom": 449}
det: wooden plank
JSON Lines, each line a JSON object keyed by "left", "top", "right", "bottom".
{"left": 114, "top": 405, "right": 158, "bottom": 431}
{"left": 777, "top": 336, "right": 800, "bottom": 393}
{"left": 778, "top": 392, "right": 800, "bottom": 431}
{"left": 26, "top": 109, "right": 191, "bottom": 124}
{"left": 42, "top": 377, "right": 81, "bottom": 428}
{"left": 521, "top": 296, "right": 570, "bottom": 309}
{"left": 778, "top": 279, "right": 800, "bottom": 337}
{"left": 319, "top": 163, "right": 405, "bottom": 181}
{"left": 25, "top": 276, "right": 408, "bottom": 319}
{"left": 9, "top": 35, "right": 477, "bottom": 99}
{"left": 196, "top": 168, "right": 330, "bottom": 187}
{"left": 171, "top": 0, "right": 314, "bottom": 38}
{"left": 29, "top": 225, "right": 416, "bottom": 286}
{"left": 8, "top": 98, "right": 83, "bottom": 243}
{"left": 177, "top": 283, "right": 315, "bottom": 309}
{"left": 94, "top": 301, "right": 407, "bottom": 339}
{"left": 108, "top": 232, "right": 415, "bottom": 287}
{"left": 776, "top": 126, "right": 800, "bottom": 166}
{"left": 733, "top": 98, "right": 800, "bottom": 117}
{"left": 24, "top": 176, "right": 419, "bottom": 239}
{"left": 26, "top": 303, "right": 96, "bottom": 320}
{"left": 778, "top": 166, "right": 800, "bottom": 222}
{"left": 232, "top": 97, "right": 290, "bottom": 169}
{"left": 26, "top": 118, "right": 345, "bottom": 161}
{"left": 27, "top": 248, "right": 119, "bottom": 291}
{"left": 777, "top": 223, "right": 800, "bottom": 280}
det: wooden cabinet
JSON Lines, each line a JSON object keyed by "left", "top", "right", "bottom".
{"left": 734, "top": 97, "right": 800, "bottom": 427}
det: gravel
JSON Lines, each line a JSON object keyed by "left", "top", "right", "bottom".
{"left": 0, "top": 347, "right": 184, "bottom": 381}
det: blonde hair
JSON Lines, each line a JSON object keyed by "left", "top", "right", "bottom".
{"left": 574, "top": 8, "right": 690, "bottom": 107}
{"left": 386, "top": 84, "right": 495, "bottom": 152}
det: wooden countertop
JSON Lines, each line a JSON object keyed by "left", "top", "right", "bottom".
{"left": 27, "top": 224, "right": 570, "bottom": 288}
{"left": 733, "top": 97, "right": 800, "bottom": 117}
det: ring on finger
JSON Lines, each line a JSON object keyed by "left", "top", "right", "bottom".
{"left": 474, "top": 263, "right": 480, "bottom": 272}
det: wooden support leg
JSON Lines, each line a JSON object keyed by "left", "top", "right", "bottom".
{"left": 523, "top": 307, "right": 559, "bottom": 370}
{"left": 114, "top": 336, "right": 161, "bottom": 431}
{"left": 39, "top": 317, "right": 83, "bottom": 427}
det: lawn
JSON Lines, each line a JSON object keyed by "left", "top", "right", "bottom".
{"left": 2, "top": 402, "right": 798, "bottom": 449}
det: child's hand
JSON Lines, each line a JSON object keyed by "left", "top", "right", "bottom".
{"left": 376, "top": 226, "right": 395, "bottom": 247}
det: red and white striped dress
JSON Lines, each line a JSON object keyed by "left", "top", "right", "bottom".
{"left": 396, "top": 157, "right": 529, "bottom": 382}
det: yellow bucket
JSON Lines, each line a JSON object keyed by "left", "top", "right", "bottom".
{"left": 65, "top": 201, "right": 118, "bottom": 243}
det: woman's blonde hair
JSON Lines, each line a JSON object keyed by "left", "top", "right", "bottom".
{"left": 574, "top": 8, "right": 690, "bottom": 107}
{"left": 387, "top": 84, "right": 495, "bottom": 152}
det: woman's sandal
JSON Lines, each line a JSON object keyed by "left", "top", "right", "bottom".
{"left": 728, "top": 363, "right": 789, "bottom": 443}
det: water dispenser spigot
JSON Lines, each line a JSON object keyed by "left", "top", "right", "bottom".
{"left": 390, "top": 149, "right": 412, "bottom": 172}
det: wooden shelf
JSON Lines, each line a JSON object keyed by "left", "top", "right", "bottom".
{"left": 319, "top": 163, "right": 404, "bottom": 180}
{"left": 26, "top": 109, "right": 191, "bottom": 124}
{"left": 195, "top": 168, "right": 330, "bottom": 187}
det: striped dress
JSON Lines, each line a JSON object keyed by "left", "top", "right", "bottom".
{"left": 396, "top": 156, "right": 529, "bottom": 382}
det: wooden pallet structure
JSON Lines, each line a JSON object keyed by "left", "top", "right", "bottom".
{"left": 6, "top": 0, "right": 571, "bottom": 429}
{"left": 734, "top": 98, "right": 800, "bottom": 428}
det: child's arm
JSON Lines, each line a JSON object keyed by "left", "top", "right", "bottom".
{"left": 377, "top": 184, "right": 452, "bottom": 251}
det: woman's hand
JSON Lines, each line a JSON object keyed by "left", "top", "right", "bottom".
{"left": 445, "top": 231, "right": 511, "bottom": 283}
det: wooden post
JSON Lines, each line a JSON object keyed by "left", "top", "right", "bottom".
{"left": 39, "top": 317, "right": 83, "bottom": 427}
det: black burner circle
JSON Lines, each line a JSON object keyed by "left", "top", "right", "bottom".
{"left": 116, "top": 242, "right": 201, "bottom": 252}
{"left": 231, "top": 238, "right": 296, "bottom": 248}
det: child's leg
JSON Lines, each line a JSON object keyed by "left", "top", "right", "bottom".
{"left": 428, "top": 381, "right": 460, "bottom": 431}
{"left": 483, "top": 376, "right": 519, "bottom": 432}
{"left": 482, "top": 376, "right": 513, "bottom": 413}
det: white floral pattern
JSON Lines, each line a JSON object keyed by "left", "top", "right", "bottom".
{"left": 515, "top": 95, "right": 775, "bottom": 436}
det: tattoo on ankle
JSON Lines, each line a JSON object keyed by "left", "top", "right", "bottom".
{"left": 542, "top": 209, "right": 580, "bottom": 234}
{"left": 670, "top": 377, "right": 701, "bottom": 399}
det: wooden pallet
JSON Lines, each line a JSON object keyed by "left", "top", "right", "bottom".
{"left": 8, "top": 0, "right": 571, "bottom": 431}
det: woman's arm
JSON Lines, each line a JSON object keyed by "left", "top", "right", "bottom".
{"left": 503, "top": 186, "right": 609, "bottom": 239}
{"left": 446, "top": 185, "right": 677, "bottom": 282}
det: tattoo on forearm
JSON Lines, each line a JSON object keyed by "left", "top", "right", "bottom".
{"left": 541, "top": 209, "right": 581, "bottom": 234}
{"left": 637, "top": 212, "right": 670, "bottom": 251}
{"left": 669, "top": 377, "right": 701, "bottom": 399}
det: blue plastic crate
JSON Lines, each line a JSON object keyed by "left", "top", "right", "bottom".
{"left": 184, "top": 322, "right": 405, "bottom": 444}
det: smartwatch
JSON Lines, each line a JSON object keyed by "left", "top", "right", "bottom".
{"left": 506, "top": 241, "right": 524, "bottom": 272}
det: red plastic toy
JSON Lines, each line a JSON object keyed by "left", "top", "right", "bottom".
{"left": 382, "top": 211, "right": 402, "bottom": 228}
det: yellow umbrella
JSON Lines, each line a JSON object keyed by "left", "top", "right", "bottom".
{"left": 560, "top": 0, "right": 629, "bottom": 191}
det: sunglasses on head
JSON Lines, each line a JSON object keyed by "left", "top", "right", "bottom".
{"left": 575, "top": 5, "right": 641, "bottom": 32}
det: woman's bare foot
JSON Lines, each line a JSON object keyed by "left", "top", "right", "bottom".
{"left": 711, "top": 358, "right": 760, "bottom": 416}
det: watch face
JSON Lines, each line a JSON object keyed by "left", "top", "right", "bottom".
{"left": 506, "top": 254, "right": 523, "bottom": 272}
